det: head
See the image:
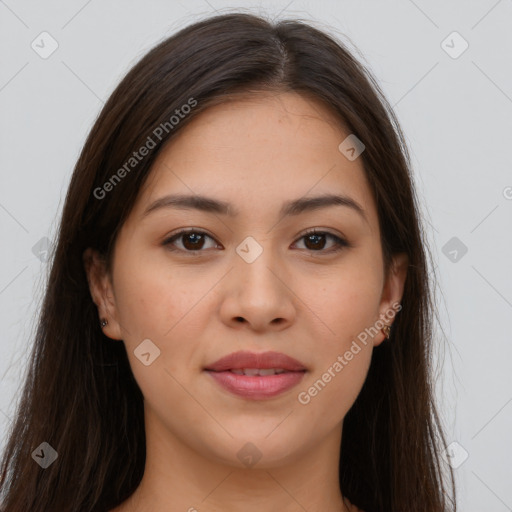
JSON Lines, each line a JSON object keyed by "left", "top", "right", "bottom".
{"left": 0, "top": 12, "right": 455, "bottom": 512}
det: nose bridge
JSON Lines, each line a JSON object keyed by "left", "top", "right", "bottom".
{"left": 234, "top": 234, "right": 282, "bottom": 295}
{"left": 221, "top": 233, "right": 295, "bottom": 329}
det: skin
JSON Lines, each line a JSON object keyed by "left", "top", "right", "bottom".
{"left": 84, "top": 91, "right": 408, "bottom": 512}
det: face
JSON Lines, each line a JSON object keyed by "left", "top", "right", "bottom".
{"left": 85, "top": 91, "right": 407, "bottom": 469}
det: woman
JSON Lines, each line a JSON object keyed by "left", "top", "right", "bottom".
{"left": 0, "top": 12, "right": 456, "bottom": 512}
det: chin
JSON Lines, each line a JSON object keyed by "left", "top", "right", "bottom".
{"left": 209, "top": 432, "right": 306, "bottom": 469}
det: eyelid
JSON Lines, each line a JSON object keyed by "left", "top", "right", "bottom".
{"left": 296, "top": 226, "right": 345, "bottom": 241}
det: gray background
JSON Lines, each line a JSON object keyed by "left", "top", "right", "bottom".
{"left": 1, "top": 1, "right": 511, "bottom": 510}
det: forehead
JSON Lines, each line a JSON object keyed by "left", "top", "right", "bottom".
{"left": 131, "top": 91, "right": 379, "bottom": 231}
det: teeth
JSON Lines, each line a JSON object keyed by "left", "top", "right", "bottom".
{"left": 229, "top": 368, "right": 289, "bottom": 376}
{"left": 243, "top": 368, "right": 260, "bottom": 376}
{"left": 259, "top": 368, "right": 278, "bottom": 376}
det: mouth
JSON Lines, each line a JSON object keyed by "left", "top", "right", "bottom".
{"left": 212, "top": 368, "right": 299, "bottom": 376}
{"left": 204, "top": 351, "right": 307, "bottom": 400}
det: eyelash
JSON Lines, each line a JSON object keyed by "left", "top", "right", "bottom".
{"left": 162, "top": 228, "right": 350, "bottom": 255}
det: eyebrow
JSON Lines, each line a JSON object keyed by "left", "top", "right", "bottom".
{"left": 142, "top": 193, "right": 367, "bottom": 223}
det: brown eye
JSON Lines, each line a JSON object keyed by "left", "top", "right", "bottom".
{"left": 163, "top": 230, "right": 219, "bottom": 252}
{"left": 294, "top": 229, "right": 349, "bottom": 253}
{"left": 181, "top": 232, "right": 206, "bottom": 250}
{"left": 304, "top": 232, "right": 327, "bottom": 250}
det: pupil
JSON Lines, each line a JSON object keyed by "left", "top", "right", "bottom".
{"left": 306, "top": 234, "right": 325, "bottom": 250}
{"left": 184, "top": 233, "right": 203, "bottom": 250}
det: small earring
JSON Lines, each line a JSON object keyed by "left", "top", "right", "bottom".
{"left": 382, "top": 324, "right": 391, "bottom": 339}
{"left": 100, "top": 318, "right": 108, "bottom": 328}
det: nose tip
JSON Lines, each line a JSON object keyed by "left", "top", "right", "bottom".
{"left": 219, "top": 250, "right": 296, "bottom": 332}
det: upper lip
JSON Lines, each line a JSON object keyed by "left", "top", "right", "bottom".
{"left": 204, "top": 350, "right": 307, "bottom": 372}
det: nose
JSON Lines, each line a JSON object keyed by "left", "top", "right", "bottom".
{"left": 218, "top": 244, "right": 296, "bottom": 333}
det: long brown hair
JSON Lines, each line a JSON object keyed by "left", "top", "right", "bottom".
{"left": 0, "top": 12, "right": 456, "bottom": 512}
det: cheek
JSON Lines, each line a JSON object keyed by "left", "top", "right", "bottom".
{"left": 294, "top": 341, "right": 372, "bottom": 440}
{"left": 112, "top": 255, "right": 200, "bottom": 341}
{"left": 112, "top": 257, "right": 214, "bottom": 381}
{"left": 301, "top": 260, "right": 382, "bottom": 345}
{"left": 293, "top": 262, "right": 380, "bottom": 413}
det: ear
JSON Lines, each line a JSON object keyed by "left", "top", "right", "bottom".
{"left": 83, "top": 247, "right": 123, "bottom": 341}
{"left": 373, "top": 252, "right": 408, "bottom": 347}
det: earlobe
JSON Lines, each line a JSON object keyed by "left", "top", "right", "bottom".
{"left": 82, "top": 248, "right": 123, "bottom": 341}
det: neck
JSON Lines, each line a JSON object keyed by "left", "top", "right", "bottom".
{"left": 113, "top": 404, "right": 349, "bottom": 512}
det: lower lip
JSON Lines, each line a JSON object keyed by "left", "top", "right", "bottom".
{"left": 205, "top": 370, "right": 306, "bottom": 400}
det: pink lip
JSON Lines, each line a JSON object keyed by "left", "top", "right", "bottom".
{"left": 204, "top": 350, "right": 307, "bottom": 400}
{"left": 204, "top": 350, "right": 307, "bottom": 372}
{"left": 206, "top": 370, "right": 306, "bottom": 400}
